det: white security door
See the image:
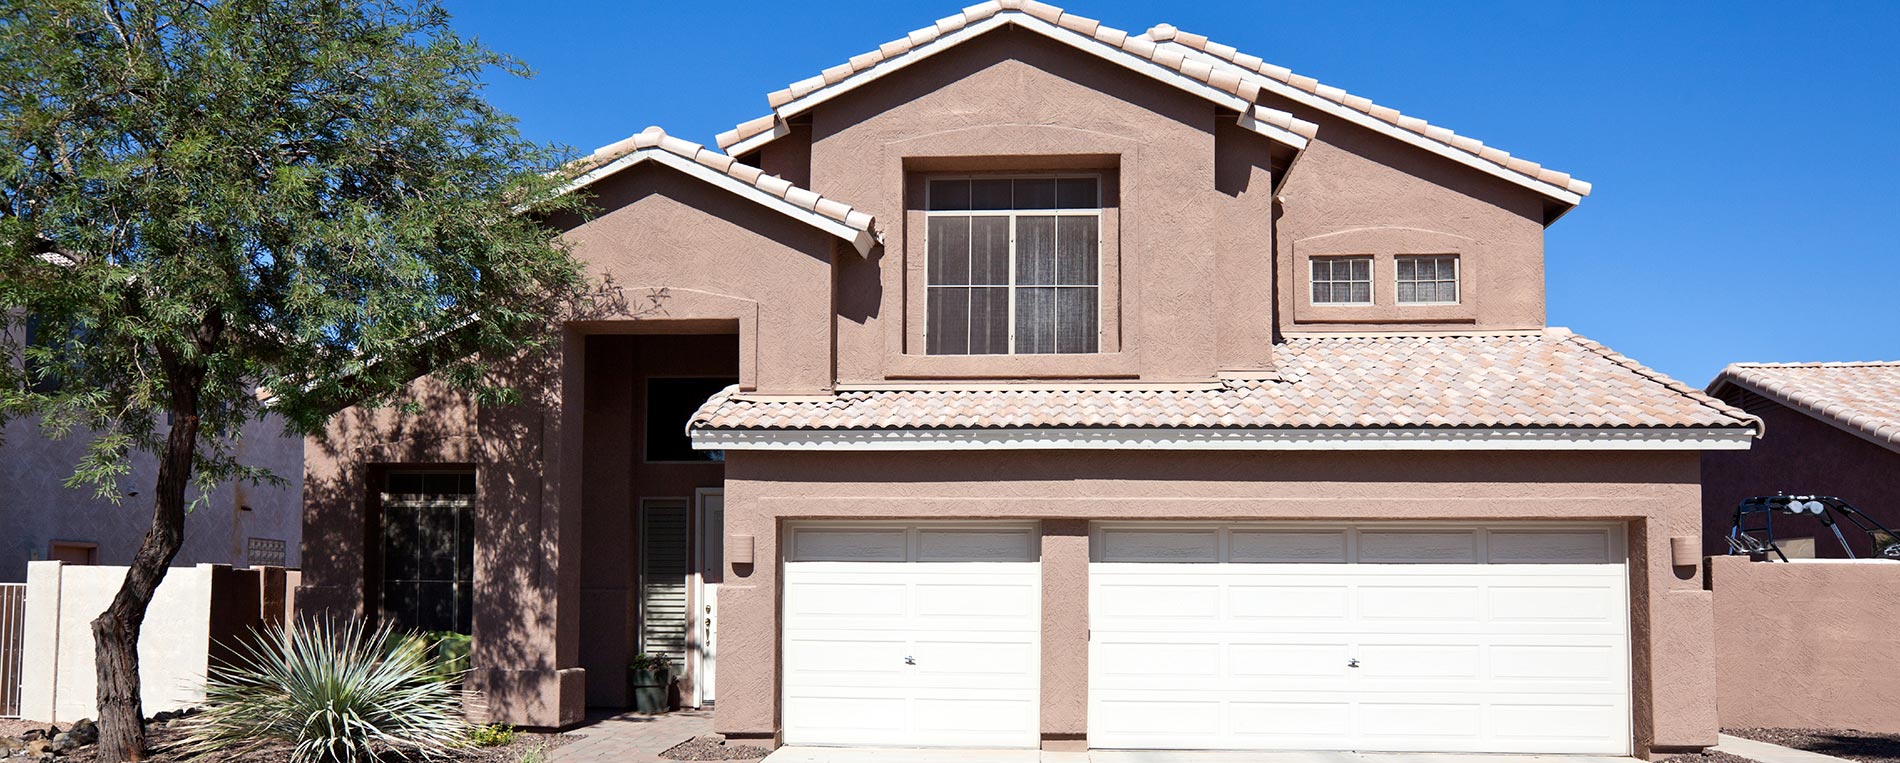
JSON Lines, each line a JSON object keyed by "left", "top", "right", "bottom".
{"left": 782, "top": 523, "right": 1041, "bottom": 748}
{"left": 1090, "top": 524, "right": 1630, "bottom": 754}
{"left": 691, "top": 489, "right": 723, "bottom": 707}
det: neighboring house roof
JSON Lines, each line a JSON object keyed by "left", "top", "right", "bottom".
{"left": 712, "top": 0, "right": 1586, "bottom": 206}
{"left": 564, "top": 126, "right": 880, "bottom": 256}
{"left": 712, "top": 0, "right": 1321, "bottom": 157}
{"left": 1709, "top": 362, "right": 1900, "bottom": 454}
{"left": 1144, "top": 25, "right": 1591, "bottom": 203}
{"left": 691, "top": 330, "right": 1758, "bottom": 449}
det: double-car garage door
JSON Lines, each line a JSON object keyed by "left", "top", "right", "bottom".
{"left": 782, "top": 522, "right": 1629, "bottom": 754}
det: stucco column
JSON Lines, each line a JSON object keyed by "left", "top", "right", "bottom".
{"left": 1041, "top": 519, "right": 1089, "bottom": 751}
{"left": 1638, "top": 481, "right": 1720, "bottom": 753}
{"left": 712, "top": 471, "right": 780, "bottom": 745}
{"left": 468, "top": 330, "right": 586, "bottom": 728}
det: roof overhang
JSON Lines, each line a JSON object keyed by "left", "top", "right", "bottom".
{"left": 692, "top": 425, "right": 1757, "bottom": 451}
{"left": 1710, "top": 372, "right": 1900, "bottom": 455}
{"left": 719, "top": 11, "right": 1318, "bottom": 157}
{"left": 559, "top": 147, "right": 878, "bottom": 257}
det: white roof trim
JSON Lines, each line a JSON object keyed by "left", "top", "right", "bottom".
{"left": 737, "top": 13, "right": 1315, "bottom": 155}
{"left": 1158, "top": 41, "right": 1582, "bottom": 206}
{"left": 560, "top": 149, "right": 877, "bottom": 256}
{"left": 693, "top": 426, "right": 1756, "bottom": 451}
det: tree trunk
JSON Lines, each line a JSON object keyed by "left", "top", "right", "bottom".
{"left": 92, "top": 403, "right": 200, "bottom": 763}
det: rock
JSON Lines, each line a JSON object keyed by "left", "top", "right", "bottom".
{"left": 48, "top": 735, "right": 74, "bottom": 754}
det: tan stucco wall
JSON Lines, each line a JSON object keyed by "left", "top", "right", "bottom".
{"left": 802, "top": 27, "right": 1283, "bottom": 383}
{"left": 1701, "top": 392, "right": 1900, "bottom": 557}
{"left": 300, "top": 161, "right": 832, "bottom": 726}
{"left": 1269, "top": 102, "right": 1549, "bottom": 333}
{"left": 1706, "top": 556, "right": 1900, "bottom": 732}
{"left": 713, "top": 449, "right": 1714, "bottom": 755}
{"left": 0, "top": 413, "right": 304, "bottom": 583}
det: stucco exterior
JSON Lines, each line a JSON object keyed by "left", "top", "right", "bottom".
{"left": 1705, "top": 556, "right": 1900, "bottom": 732}
{"left": 1702, "top": 389, "right": 1900, "bottom": 558}
{"left": 0, "top": 413, "right": 303, "bottom": 582}
{"left": 297, "top": 5, "right": 1748, "bottom": 756}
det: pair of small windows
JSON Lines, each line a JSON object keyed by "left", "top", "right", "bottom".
{"left": 1311, "top": 255, "right": 1459, "bottom": 305}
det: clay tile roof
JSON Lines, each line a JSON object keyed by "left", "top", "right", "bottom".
{"left": 563, "top": 126, "right": 879, "bottom": 255}
{"left": 714, "top": 2, "right": 1585, "bottom": 204}
{"left": 1143, "top": 24, "right": 1592, "bottom": 200}
{"left": 1711, "top": 362, "right": 1900, "bottom": 454}
{"left": 714, "top": 0, "right": 1320, "bottom": 157}
{"left": 692, "top": 331, "right": 1757, "bottom": 433}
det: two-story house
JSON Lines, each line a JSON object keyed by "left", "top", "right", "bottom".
{"left": 297, "top": 3, "right": 1760, "bottom": 757}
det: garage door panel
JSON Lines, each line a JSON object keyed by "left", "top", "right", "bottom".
{"left": 1097, "top": 529, "right": 1220, "bottom": 562}
{"left": 1228, "top": 530, "right": 1349, "bottom": 562}
{"left": 1230, "top": 583, "right": 1350, "bottom": 620}
{"left": 792, "top": 530, "right": 909, "bottom": 562}
{"left": 1090, "top": 523, "right": 1630, "bottom": 755}
{"left": 1357, "top": 530, "right": 1480, "bottom": 563}
{"left": 911, "top": 640, "right": 1038, "bottom": 688}
{"left": 786, "top": 579, "right": 909, "bottom": 620}
{"left": 916, "top": 528, "right": 1038, "bottom": 561}
{"left": 783, "top": 636, "right": 910, "bottom": 683}
{"left": 1093, "top": 581, "right": 1222, "bottom": 621}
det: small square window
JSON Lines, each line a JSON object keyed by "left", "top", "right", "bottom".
{"left": 1396, "top": 255, "right": 1459, "bottom": 304}
{"left": 1310, "top": 256, "right": 1373, "bottom": 305}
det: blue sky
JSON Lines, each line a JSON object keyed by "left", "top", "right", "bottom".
{"left": 445, "top": 0, "right": 1898, "bottom": 386}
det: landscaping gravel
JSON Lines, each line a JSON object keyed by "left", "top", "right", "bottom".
{"left": 658, "top": 736, "right": 770, "bottom": 761}
{"left": 5, "top": 716, "right": 567, "bottom": 763}
{"left": 1668, "top": 750, "right": 1767, "bottom": 763}
{"left": 1727, "top": 727, "right": 1900, "bottom": 763}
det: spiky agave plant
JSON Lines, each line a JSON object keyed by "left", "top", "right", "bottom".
{"left": 183, "top": 618, "right": 473, "bottom": 763}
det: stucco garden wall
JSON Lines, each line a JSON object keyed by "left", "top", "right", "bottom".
{"left": 17, "top": 562, "right": 295, "bottom": 722}
{"left": 1706, "top": 556, "right": 1900, "bottom": 732}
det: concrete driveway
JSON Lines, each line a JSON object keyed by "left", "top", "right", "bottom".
{"left": 763, "top": 748, "right": 1647, "bottom": 763}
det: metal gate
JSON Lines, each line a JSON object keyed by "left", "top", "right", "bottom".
{"left": 0, "top": 583, "right": 23, "bottom": 717}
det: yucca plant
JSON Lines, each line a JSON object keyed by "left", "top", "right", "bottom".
{"left": 183, "top": 618, "right": 474, "bottom": 763}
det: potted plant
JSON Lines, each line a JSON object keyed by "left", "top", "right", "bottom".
{"left": 628, "top": 654, "right": 673, "bottom": 713}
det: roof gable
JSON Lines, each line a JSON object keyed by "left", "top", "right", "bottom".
{"left": 714, "top": 0, "right": 1586, "bottom": 206}
{"left": 564, "top": 126, "right": 879, "bottom": 256}
{"left": 714, "top": 1, "right": 1318, "bottom": 157}
{"left": 1710, "top": 362, "right": 1900, "bottom": 454}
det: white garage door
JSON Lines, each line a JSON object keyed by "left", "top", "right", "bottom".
{"left": 1090, "top": 523, "right": 1630, "bottom": 754}
{"left": 782, "top": 523, "right": 1041, "bottom": 748}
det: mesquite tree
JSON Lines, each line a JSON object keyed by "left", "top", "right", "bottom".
{"left": 0, "top": 1, "right": 584, "bottom": 759}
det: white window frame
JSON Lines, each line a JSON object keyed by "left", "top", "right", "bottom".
{"left": 1395, "top": 254, "right": 1461, "bottom": 305}
{"left": 1309, "top": 255, "right": 1374, "bottom": 306}
{"left": 924, "top": 174, "right": 1105, "bottom": 355}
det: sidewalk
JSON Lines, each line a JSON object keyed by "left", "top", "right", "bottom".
{"left": 551, "top": 709, "right": 715, "bottom": 763}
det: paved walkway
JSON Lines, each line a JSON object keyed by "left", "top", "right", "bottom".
{"left": 1715, "top": 734, "right": 1858, "bottom": 763}
{"left": 765, "top": 749, "right": 1646, "bottom": 763}
{"left": 551, "top": 708, "right": 715, "bottom": 763}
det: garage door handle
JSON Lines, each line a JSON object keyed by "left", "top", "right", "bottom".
{"left": 1347, "top": 658, "right": 1360, "bottom": 668}
{"left": 905, "top": 656, "right": 916, "bottom": 665}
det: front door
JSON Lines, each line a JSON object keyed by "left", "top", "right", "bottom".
{"left": 691, "top": 489, "right": 724, "bottom": 707}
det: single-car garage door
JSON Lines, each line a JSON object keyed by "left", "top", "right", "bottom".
{"left": 1090, "top": 523, "right": 1630, "bottom": 754}
{"left": 782, "top": 523, "right": 1041, "bottom": 748}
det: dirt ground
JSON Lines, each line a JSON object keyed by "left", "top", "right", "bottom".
{"left": 5, "top": 719, "right": 568, "bottom": 763}
{"left": 1727, "top": 727, "right": 1900, "bottom": 763}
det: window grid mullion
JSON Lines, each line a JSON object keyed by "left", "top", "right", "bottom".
{"left": 1006, "top": 212, "right": 1018, "bottom": 354}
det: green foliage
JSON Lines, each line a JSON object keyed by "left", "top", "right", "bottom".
{"left": 184, "top": 617, "right": 474, "bottom": 763}
{"left": 425, "top": 630, "right": 473, "bottom": 683}
{"left": 467, "top": 724, "right": 518, "bottom": 748}
{"left": 629, "top": 653, "right": 673, "bottom": 673}
{"left": 0, "top": 0, "right": 587, "bottom": 496}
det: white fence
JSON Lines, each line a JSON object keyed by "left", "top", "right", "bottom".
{"left": 17, "top": 562, "right": 296, "bottom": 722}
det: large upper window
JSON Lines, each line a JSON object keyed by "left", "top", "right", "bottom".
{"left": 925, "top": 176, "right": 1100, "bottom": 355}
{"left": 381, "top": 471, "right": 475, "bottom": 634}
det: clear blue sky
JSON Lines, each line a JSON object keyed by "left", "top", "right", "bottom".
{"left": 445, "top": 0, "right": 1898, "bottom": 386}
